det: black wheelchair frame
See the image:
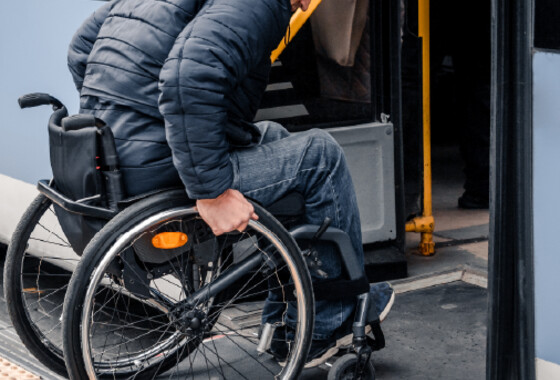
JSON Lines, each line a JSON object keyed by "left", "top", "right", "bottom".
{"left": 12, "top": 93, "right": 386, "bottom": 380}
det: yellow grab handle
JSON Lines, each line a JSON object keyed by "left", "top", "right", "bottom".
{"left": 270, "top": 0, "right": 323, "bottom": 63}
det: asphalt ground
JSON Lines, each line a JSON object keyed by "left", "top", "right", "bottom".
{"left": 0, "top": 250, "right": 488, "bottom": 380}
{"left": 373, "top": 282, "right": 487, "bottom": 380}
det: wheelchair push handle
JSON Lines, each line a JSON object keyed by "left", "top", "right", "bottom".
{"left": 18, "top": 92, "right": 64, "bottom": 110}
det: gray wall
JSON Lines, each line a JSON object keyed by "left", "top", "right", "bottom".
{"left": 0, "top": 0, "right": 100, "bottom": 183}
{"left": 533, "top": 51, "right": 560, "bottom": 366}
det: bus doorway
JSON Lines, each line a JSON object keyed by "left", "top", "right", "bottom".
{"left": 264, "top": 1, "right": 492, "bottom": 377}
{"left": 260, "top": 0, "right": 408, "bottom": 282}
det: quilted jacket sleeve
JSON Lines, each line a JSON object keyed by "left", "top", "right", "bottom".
{"left": 158, "top": 0, "right": 291, "bottom": 199}
{"left": 67, "top": 1, "right": 113, "bottom": 92}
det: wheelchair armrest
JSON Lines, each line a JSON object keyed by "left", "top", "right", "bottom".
{"left": 61, "top": 114, "right": 106, "bottom": 131}
{"left": 116, "top": 187, "right": 188, "bottom": 209}
{"left": 289, "top": 225, "right": 365, "bottom": 281}
{"left": 37, "top": 179, "right": 117, "bottom": 220}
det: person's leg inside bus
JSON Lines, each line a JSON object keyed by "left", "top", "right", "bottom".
{"left": 230, "top": 121, "right": 362, "bottom": 344}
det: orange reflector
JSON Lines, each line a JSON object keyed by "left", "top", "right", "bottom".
{"left": 23, "top": 287, "right": 44, "bottom": 294}
{"left": 152, "top": 232, "right": 188, "bottom": 249}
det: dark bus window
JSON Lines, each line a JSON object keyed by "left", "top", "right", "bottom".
{"left": 535, "top": 0, "right": 560, "bottom": 50}
{"left": 256, "top": 6, "right": 375, "bottom": 132}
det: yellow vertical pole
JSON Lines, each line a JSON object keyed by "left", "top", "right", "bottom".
{"left": 405, "top": 0, "right": 435, "bottom": 255}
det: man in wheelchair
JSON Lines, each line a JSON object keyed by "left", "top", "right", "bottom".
{"left": 67, "top": 0, "right": 394, "bottom": 369}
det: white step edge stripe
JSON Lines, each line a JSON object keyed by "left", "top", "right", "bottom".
{"left": 265, "top": 82, "right": 293, "bottom": 91}
{"left": 391, "top": 269, "right": 488, "bottom": 295}
{"left": 537, "top": 358, "right": 560, "bottom": 380}
{"left": 254, "top": 104, "right": 309, "bottom": 121}
{"left": 0, "top": 174, "right": 38, "bottom": 245}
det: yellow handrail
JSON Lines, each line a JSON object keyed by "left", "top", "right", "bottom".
{"left": 405, "top": 0, "right": 435, "bottom": 255}
{"left": 270, "top": 0, "right": 323, "bottom": 63}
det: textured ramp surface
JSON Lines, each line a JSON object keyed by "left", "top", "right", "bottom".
{"left": 0, "top": 357, "right": 39, "bottom": 379}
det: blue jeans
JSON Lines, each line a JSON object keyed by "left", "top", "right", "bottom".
{"left": 230, "top": 121, "right": 364, "bottom": 340}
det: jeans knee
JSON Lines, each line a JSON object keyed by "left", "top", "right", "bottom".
{"left": 307, "top": 128, "right": 335, "bottom": 142}
{"left": 306, "top": 129, "right": 344, "bottom": 164}
{"left": 255, "top": 121, "right": 290, "bottom": 143}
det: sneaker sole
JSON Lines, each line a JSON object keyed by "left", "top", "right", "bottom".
{"left": 303, "top": 324, "right": 377, "bottom": 369}
{"left": 282, "top": 290, "right": 396, "bottom": 369}
{"left": 304, "top": 290, "right": 395, "bottom": 368}
{"left": 279, "top": 341, "right": 342, "bottom": 369}
{"left": 379, "top": 289, "right": 395, "bottom": 322}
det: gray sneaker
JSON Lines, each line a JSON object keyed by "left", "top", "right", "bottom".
{"left": 303, "top": 282, "right": 395, "bottom": 368}
{"left": 371, "top": 281, "right": 395, "bottom": 322}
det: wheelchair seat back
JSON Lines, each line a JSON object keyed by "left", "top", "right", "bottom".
{"left": 47, "top": 111, "right": 125, "bottom": 255}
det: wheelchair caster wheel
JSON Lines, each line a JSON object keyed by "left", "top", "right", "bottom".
{"left": 327, "top": 353, "right": 375, "bottom": 380}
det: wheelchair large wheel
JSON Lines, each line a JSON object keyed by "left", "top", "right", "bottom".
{"left": 63, "top": 189, "right": 314, "bottom": 380}
{"left": 3, "top": 194, "right": 79, "bottom": 376}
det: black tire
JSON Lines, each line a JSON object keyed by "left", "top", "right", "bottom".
{"left": 63, "top": 189, "right": 314, "bottom": 380}
{"left": 327, "top": 353, "right": 376, "bottom": 380}
{"left": 3, "top": 194, "right": 80, "bottom": 376}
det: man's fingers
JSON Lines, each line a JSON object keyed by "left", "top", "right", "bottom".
{"left": 238, "top": 214, "right": 259, "bottom": 232}
{"left": 210, "top": 212, "right": 254, "bottom": 235}
{"left": 235, "top": 211, "right": 257, "bottom": 233}
{"left": 246, "top": 202, "right": 258, "bottom": 221}
{"left": 196, "top": 189, "right": 259, "bottom": 235}
{"left": 237, "top": 209, "right": 253, "bottom": 232}
{"left": 212, "top": 227, "right": 224, "bottom": 236}
{"left": 236, "top": 220, "right": 249, "bottom": 233}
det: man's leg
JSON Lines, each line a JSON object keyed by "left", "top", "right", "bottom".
{"left": 231, "top": 121, "right": 363, "bottom": 340}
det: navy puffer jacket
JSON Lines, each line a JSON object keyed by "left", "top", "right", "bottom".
{"left": 68, "top": 0, "right": 291, "bottom": 198}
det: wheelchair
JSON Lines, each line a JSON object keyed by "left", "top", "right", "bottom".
{"left": 6, "top": 93, "right": 386, "bottom": 380}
